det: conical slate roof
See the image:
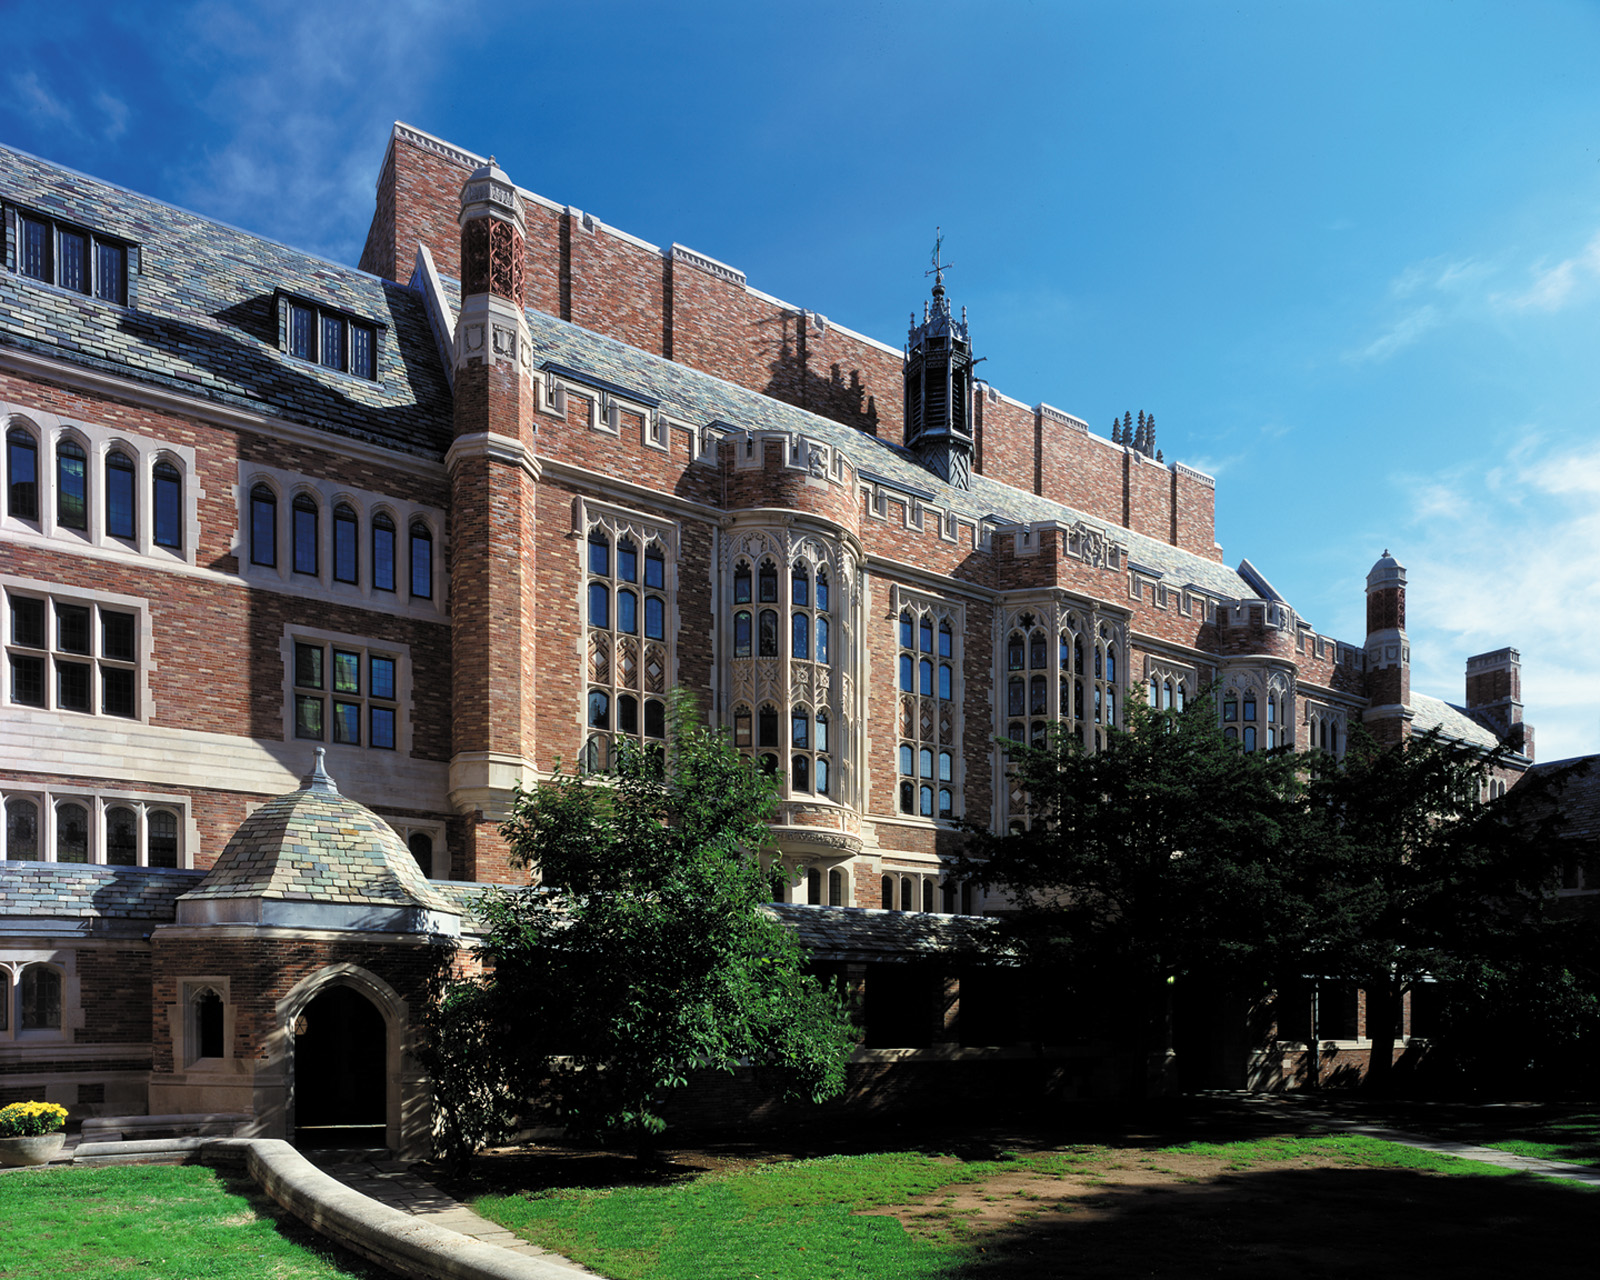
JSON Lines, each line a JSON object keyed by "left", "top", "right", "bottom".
{"left": 177, "top": 750, "right": 457, "bottom": 931}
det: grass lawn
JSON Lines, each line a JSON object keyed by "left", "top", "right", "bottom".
{"left": 1415, "top": 1104, "right": 1600, "bottom": 1168}
{"left": 0, "top": 1163, "right": 387, "bottom": 1279}
{"left": 472, "top": 1132, "right": 1599, "bottom": 1280}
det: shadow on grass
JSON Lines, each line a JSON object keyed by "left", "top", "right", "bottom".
{"left": 942, "top": 1163, "right": 1599, "bottom": 1280}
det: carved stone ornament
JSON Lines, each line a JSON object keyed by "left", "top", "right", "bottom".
{"left": 808, "top": 444, "right": 828, "bottom": 477}
{"left": 1067, "top": 521, "right": 1110, "bottom": 569}
{"left": 463, "top": 324, "right": 485, "bottom": 353}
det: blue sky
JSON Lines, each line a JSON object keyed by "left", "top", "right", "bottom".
{"left": 8, "top": 0, "right": 1600, "bottom": 760}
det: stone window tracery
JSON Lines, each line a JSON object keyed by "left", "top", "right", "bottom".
{"left": 583, "top": 508, "right": 675, "bottom": 774}
{"left": 898, "top": 594, "right": 961, "bottom": 820}
{"left": 727, "top": 533, "right": 848, "bottom": 804}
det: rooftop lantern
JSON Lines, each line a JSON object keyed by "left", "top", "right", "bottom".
{"left": 903, "top": 229, "right": 975, "bottom": 490}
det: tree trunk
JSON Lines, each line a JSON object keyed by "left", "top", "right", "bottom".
{"left": 1363, "top": 980, "right": 1401, "bottom": 1094}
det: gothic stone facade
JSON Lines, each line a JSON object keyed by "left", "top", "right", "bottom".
{"left": 0, "top": 124, "right": 1536, "bottom": 1136}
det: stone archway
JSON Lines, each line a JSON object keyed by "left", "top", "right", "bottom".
{"left": 277, "top": 964, "right": 414, "bottom": 1155}
{"left": 293, "top": 984, "right": 386, "bottom": 1147}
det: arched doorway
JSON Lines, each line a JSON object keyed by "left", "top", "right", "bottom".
{"left": 293, "top": 984, "right": 387, "bottom": 1148}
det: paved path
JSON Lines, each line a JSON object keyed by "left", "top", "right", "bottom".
{"left": 312, "top": 1153, "right": 593, "bottom": 1273}
{"left": 1300, "top": 1108, "right": 1600, "bottom": 1186}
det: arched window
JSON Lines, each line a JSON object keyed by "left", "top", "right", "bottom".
{"left": 588, "top": 582, "right": 609, "bottom": 628}
{"left": 816, "top": 616, "right": 829, "bottom": 664}
{"left": 7, "top": 428, "right": 38, "bottom": 519}
{"left": 1150, "top": 677, "right": 1160, "bottom": 707}
{"left": 153, "top": 459, "right": 182, "bottom": 550}
{"left": 5, "top": 797, "right": 39, "bottom": 860}
{"left": 1164, "top": 681, "right": 1174, "bottom": 711}
{"left": 828, "top": 868, "right": 843, "bottom": 906}
{"left": 733, "top": 610, "right": 751, "bottom": 657}
{"left": 815, "top": 757, "right": 830, "bottom": 795}
{"left": 734, "top": 706, "right": 752, "bottom": 748}
{"left": 409, "top": 521, "right": 433, "bottom": 599}
{"left": 1008, "top": 632, "right": 1025, "bottom": 671}
{"left": 588, "top": 530, "right": 610, "bottom": 575}
{"left": 1008, "top": 675, "right": 1025, "bottom": 717}
{"left": 251, "top": 485, "right": 278, "bottom": 567}
{"left": 371, "top": 511, "right": 395, "bottom": 590}
{"left": 899, "top": 653, "right": 913, "bottom": 692}
{"left": 939, "top": 750, "right": 952, "bottom": 783}
{"left": 919, "top": 657, "right": 932, "bottom": 695}
{"left": 939, "top": 622, "right": 952, "bottom": 658}
{"left": 57, "top": 438, "right": 87, "bottom": 530}
{"left": 56, "top": 801, "right": 88, "bottom": 863}
{"left": 792, "top": 565, "right": 809, "bottom": 607}
{"left": 106, "top": 805, "right": 137, "bottom": 866}
{"left": 807, "top": 867, "right": 822, "bottom": 905}
{"left": 1030, "top": 631, "right": 1046, "bottom": 669}
{"left": 792, "top": 613, "right": 809, "bottom": 659}
{"left": 21, "top": 966, "right": 61, "bottom": 1030}
{"left": 900, "top": 611, "right": 913, "bottom": 648}
{"left": 939, "top": 787, "right": 953, "bottom": 819}
{"left": 920, "top": 747, "right": 933, "bottom": 779}
{"left": 938, "top": 664, "right": 951, "bottom": 700}
{"left": 758, "top": 559, "right": 778, "bottom": 602}
{"left": 1243, "top": 693, "right": 1257, "bottom": 722}
{"left": 644, "top": 543, "right": 665, "bottom": 590}
{"left": 291, "top": 493, "right": 318, "bottom": 575}
{"left": 882, "top": 875, "right": 894, "bottom": 909}
{"left": 920, "top": 784, "right": 934, "bottom": 816}
{"left": 588, "top": 689, "right": 610, "bottom": 729}
{"left": 901, "top": 876, "right": 914, "bottom": 910}
{"left": 758, "top": 706, "right": 778, "bottom": 748}
{"left": 148, "top": 810, "right": 178, "bottom": 868}
{"left": 792, "top": 755, "right": 810, "bottom": 792}
{"left": 192, "top": 987, "right": 225, "bottom": 1060}
{"left": 758, "top": 609, "right": 779, "bottom": 657}
{"left": 1105, "top": 639, "right": 1116, "bottom": 684}
{"left": 899, "top": 780, "right": 914, "bottom": 814}
{"left": 922, "top": 880, "right": 934, "bottom": 912}
{"left": 1030, "top": 674, "right": 1047, "bottom": 715}
{"left": 617, "top": 589, "right": 638, "bottom": 635}
{"left": 1176, "top": 682, "right": 1186, "bottom": 711}
{"left": 617, "top": 693, "right": 638, "bottom": 734}
{"left": 900, "top": 743, "right": 913, "bottom": 776}
{"left": 733, "top": 562, "right": 751, "bottom": 603}
{"left": 816, "top": 570, "right": 829, "bottom": 613}
{"left": 408, "top": 832, "right": 433, "bottom": 877}
{"left": 1223, "top": 695, "right": 1238, "bottom": 723}
{"left": 792, "top": 710, "right": 809, "bottom": 750}
{"left": 644, "top": 595, "right": 665, "bottom": 640}
{"left": 919, "top": 617, "right": 933, "bottom": 654}
{"left": 1244, "top": 725, "right": 1257, "bottom": 753}
{"left": 616, "top": 537, "right": 637, "bottom": 583}
{"left": 106, "top": 450, "right": 135, "bottom": 540}
{"left": 333, "top": 503, "right": 358, "bottom": 583}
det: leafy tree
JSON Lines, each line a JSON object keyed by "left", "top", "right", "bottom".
{"left": 960, "top": 698, "right": 1308, "bottom": 1093}
{"left": 1301, "top": 726, "right": 1570, "bottom": 1092}
{"left": 429, "top": 695, "right": 854, "bottom": 1158}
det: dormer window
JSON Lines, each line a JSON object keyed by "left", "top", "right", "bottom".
{"left": 11, "top": 207, "right": 130, "bottom": 305}
{"left": 282, "top": 296, "right": 378, "bottom": 380}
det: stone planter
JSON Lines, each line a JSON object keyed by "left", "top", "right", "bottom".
{"left": 0, "top": 1131, "right": 66, "bottom": 1167}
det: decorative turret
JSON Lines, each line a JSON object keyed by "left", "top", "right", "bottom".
{"left": 1363, "top": 549, "right": 1412, "bottom": 745}
{"left": 452, "top": 156, "right": 532, "bottom": 401}
{"left": 904, "top": 230, "right": 975, "bottom": 489}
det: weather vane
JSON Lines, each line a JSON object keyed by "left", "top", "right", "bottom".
{"left": 926, "top": 227, "right": 953, "bottom": 285}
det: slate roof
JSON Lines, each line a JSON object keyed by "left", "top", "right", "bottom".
{"left": 767, "top": 902, "right": 998, "bottom": 961}
{"left": 410, "top": 269, "right": 1258, "bottom": 602}
{"left": 0, "top": 144, "right": 453, "bottom": 459}
{"left": 1511, "top": 754, "right": 1600, "bottom": 842}
{"left": 181, "top": 764, "right": 456, "bottom": 913}
{"left": 1410, "top": 692, "right": 1503, "bottom": 751}
{"left": 0, "top": 862, "right": 204, "bottom": 921}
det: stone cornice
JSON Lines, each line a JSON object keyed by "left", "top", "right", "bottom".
{"left": 445, "top": 431, "right": 542, "bottom": 481}
{"left": 0, "top": 346, "right": 445, "bottom": 481}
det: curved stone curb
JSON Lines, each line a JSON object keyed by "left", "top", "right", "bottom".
{"left": 73, "top": 1136, "right": 576, "bottom": 1280}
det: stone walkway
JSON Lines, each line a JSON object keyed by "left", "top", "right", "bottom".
{"left": 1297, "top": 1107, "right": 1600, "bottom": 1187}
{"left": 311, "top": 1153, "right": 593, "bottom": 1273}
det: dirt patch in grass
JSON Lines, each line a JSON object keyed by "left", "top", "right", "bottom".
{"left": 860, "top": 1143, "right": 1597, "bottom": 1278}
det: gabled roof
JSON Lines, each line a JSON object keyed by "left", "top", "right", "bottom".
{"left": 1410, "top": 692, "right": 1504, "bottom": 752}
{"left": 0, "top": 144, "right": 452, "bottom": 459}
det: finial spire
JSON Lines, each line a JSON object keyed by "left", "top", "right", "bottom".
{"left": 303, "top": 746, "right": 339, "bottom": 794}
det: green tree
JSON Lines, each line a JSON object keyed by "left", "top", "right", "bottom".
{"left": 1301, "top": 726, "right": 1569, "bottom": 1092}
{"left": 428, "top": 695, "right": 854, "bottom": 1159}
{"left": 961, "top": 698, "right": 1308, "bottom": 1092}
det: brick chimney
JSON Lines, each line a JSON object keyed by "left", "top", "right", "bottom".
{"left": 1465, "top": 647, "right": 1534, "bottom": 760}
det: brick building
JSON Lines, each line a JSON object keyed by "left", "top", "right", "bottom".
{"left": 0, "top": 124, "right": 1537, "bottom": 1146}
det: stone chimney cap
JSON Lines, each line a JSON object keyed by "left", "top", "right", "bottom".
{"left": 460, "top": 157, "right": 525, "bottom": 226}
{"left": 1366, "top": 549, "right": 1406, "bottom": 588}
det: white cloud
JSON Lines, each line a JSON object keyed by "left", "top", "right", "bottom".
{"left": 1394, "top": 434, "right": 1600, "bottom": 763}
{"left": 1345, "top": 303, "right": 1440, "bottom": 364}
{"left": 1500, "top": 231, "right": 1600, "bottom": 313}
{"left": 94, "top": 91, "right": 130, "bottom": 142}
{"left": 9, "top": 70, "right": 77, "bottom": 130}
